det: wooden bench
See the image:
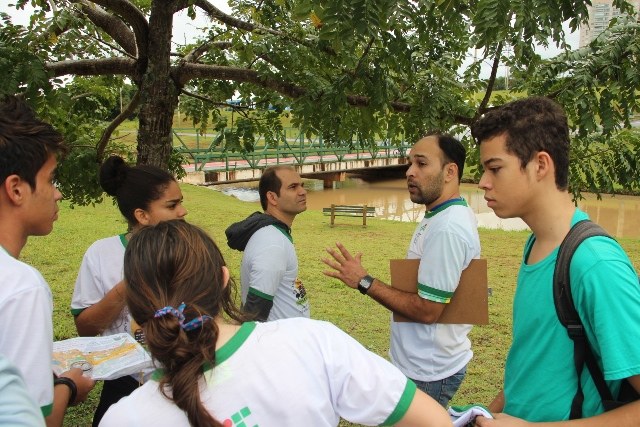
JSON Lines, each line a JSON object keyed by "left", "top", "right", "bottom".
{"left": 322, "top": 204, "right": 376, "bottom": 227}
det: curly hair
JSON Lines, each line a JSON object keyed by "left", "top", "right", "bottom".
{"left": 471, "top": 96, "right": 570, "bottom": 190}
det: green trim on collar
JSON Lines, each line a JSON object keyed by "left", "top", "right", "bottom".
{"left": 381, "top": 379, "right": 417, "bottom": 426}
{"left": 210, "top": 322, "right": 256, "bottom": 366}
{"left": 425, "top": 198, "right": 468, "bottom": 218}
{"left": 119, "top": 233, "right": 128, "bottom": 248}
{"left": 273, "top": 224, "right": 293, "bottom": 243}
{"left": 151, "top": 322, "right": 257, "bottom": 381}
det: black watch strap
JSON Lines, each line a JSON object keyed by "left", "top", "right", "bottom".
{"left": 357, "top": 275, "right": 374, "bottom": 295}
{"left": 54, "top": 376, "right": 78, "bottom": 406}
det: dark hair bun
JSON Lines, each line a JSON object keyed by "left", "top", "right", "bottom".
{"left": 99, "top": 155, "right": 129, "bottom": 196}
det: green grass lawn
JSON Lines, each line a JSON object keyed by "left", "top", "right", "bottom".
{"left": 20, "top": 183, "right": 640, "bottom": 426}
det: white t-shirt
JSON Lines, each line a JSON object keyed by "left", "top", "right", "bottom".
{"left": 100, "top": 319, "right": 417, "bottom": 427}
{"left": 71, "top": 235, "right": 132, "bottom": 337}
{"left": 241, "top": 225, "right": 310, "bottom": 320}
{"left": 0, "top": 353, "right": 45, "bottom": 426}
{"left": 0, "top": 247, "right": 54, "bottom": 416}
{"left": 390, "top": 200, "right": 481, "bottom": 382}
{"left": 71, "top": 235, "right": 151, "bottom": 380}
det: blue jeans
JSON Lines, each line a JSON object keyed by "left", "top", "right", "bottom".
{"left": 411, "top": 365, "right": 467, "bottom": 408}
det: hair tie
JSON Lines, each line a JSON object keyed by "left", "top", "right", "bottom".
{"left": 154, "top": 302, "right": 212, "bottom": 332}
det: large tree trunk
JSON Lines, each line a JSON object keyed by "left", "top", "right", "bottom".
{"left": 136, "top": 0, "right": 180, "bottom": 169}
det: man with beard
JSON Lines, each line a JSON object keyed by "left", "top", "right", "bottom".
{"left": 323, "top": 134, "right": 480, "bottom": 407}
{"left": 226, "top": 165, "right": 310, "bottom": 321}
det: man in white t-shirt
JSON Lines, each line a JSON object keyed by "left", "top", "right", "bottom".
{"left": 226, "top": 166, "right": 310, "bottom": 321}
{"left": 323, "top": 134, "right": 481, "bottom": 407}
{"left": 0, "top": 95, "right": 95, "bottom": 427}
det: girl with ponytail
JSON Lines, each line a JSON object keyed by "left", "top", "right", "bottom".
{"left": 100, "top": 220, "right": 451, "bottom": 427}
{"left": 71, "top": 155, "right": 188, "bottom": 426}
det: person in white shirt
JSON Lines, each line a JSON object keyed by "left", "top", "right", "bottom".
{"left": 324, "top": 134, "right": 481, "bottom": 407}
{"left": 225, "top": 166, "right": 310, "bottom": 321}
{"left": 100, "top": 220, "right": 453, "bottom": 427}
{"left": 0, "top": 353, "right": 45, "bottom": 427}
{"left": 71, "top": 154, "right": 187, "bottom": 426}
{"left": 0, "top": 95, "right": 95, "bottom": 427}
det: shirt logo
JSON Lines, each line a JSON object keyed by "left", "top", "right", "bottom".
{"left": 293, "top": 278, "right": 309, "bottom": 307}
{"left": 224, "top": 406, "right": 258, "bottom": 427}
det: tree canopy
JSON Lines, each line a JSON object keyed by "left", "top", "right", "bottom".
{"left": 1, "top": 0, "right": 639, "bottom": 204}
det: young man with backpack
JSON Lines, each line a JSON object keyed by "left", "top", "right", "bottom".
{"left": 471, "top": 96, "right": 640, "bottom": 425}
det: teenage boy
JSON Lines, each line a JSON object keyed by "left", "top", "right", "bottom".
{"left": 0, "top": 95, "right": 95, "bottom": 427}
{"left": 226, "top": 165, "right": 310, "bottom": 321}
{"left": 323, "top": 134, "right": 481, "bottom": 407}
{"left": 471, "top": 96, "right": 640, "bottom": 425}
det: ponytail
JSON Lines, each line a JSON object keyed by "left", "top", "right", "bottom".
{"left": 145, "top": 305, "right": 221, "bottom": 427}
{"left": 124, "top": 220, "right": 249, "bottom": 426}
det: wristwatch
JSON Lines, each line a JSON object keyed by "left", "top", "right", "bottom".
{"left": 357, "top": 275, "right": 375, "bottom": 295}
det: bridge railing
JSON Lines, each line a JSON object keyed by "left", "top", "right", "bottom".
{"left": 172, "top": 128, "right": 412, "bottom": 172}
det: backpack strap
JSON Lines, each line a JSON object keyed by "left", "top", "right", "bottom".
{"left": 553, "top": 219, "right": 616, "bottom": 419}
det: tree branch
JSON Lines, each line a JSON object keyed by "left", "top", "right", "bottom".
{"left": 96, "top": 90, "right": 141, "bottom": 162}
{"left": 181, "top": 88, "right": 232, "bottom": 107}
{"left": 476, "top": 42, "right": 503, "bottom": 119}
{"left": 84, "top": 0, "right": 149, "bottom": 61}
{"left": 92, "top": 33, "right": 137, "bottom": 59}
{"left": 191, "top": 0, "right": 271, "bottom": 33}
{"left": 77, "top": 0, "right": 137, "bottom": 56}
{"left": 46, "top": 57, "right": 136, "bottom": 76}
{"left": 190, "top": 0, "right": 335, "bottom": 56}
{"left": 353, "top": 37, "right": 376, "bottom": 76}
{"left": 176, "top": 63, "right": 415, "bottom": 112}
{"left": 183, "top": 41, "right": 232, "bottom": 63}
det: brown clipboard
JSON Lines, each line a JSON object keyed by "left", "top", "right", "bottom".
{"left": 389, "top": 258, "right": 488, "bottom": 325}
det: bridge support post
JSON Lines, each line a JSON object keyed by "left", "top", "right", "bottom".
{"left": 321, "top": 172, "right": 346, "bottom": 188}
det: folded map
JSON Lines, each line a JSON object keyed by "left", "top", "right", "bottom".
{"left": 52, "top": 333, "right": 153, "bottom": 380}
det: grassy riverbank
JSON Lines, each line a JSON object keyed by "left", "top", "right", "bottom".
{"left": 22, "top": 183, "right": 640, "bottom": 426}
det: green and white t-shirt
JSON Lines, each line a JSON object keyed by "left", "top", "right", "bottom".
{"left": 0, "top": 246, "right": 54, "bottom": 417}
{"left": 241, "top": 225, "right": 310, "bottom": 320}
{"left": 71, "top": 234, "right": 152, "bottom": 380}
{"left": 100, "top": 319, "right": 417, "bottom": 427}
{"left": 71, "top": 234, "right": 131, "bottom": 337}
{"left": 390, "top": 199, "right": 481, "bottom": 382}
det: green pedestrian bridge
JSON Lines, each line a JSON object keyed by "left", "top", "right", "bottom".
{"left": 174, "top": 128, "right": 413, "bottom": 186}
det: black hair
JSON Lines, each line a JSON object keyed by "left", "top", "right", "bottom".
{"left": 258, "top": 166, "right": 293, "bottom": 210}
{"left": 470, "top": 96, "right": 570, "bottom": 190}
{"left": 0, "top": 95, "right": 67, "bottom": 189}
{"left": 99, "top": 155, "right": 176, "bottom": 227}
{"left": 432, "top": 134, "right": 466, "bottom": 181}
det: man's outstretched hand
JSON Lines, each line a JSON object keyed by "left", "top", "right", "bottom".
{"left": 322, "top": 242, "right": 368, "bottom": 289}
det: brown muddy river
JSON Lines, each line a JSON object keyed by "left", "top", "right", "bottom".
{"left": 210, "top": 177, "right": 640, "bottom": 239}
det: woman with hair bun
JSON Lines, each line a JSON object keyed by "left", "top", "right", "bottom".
{"left": 70, "top": 155, "right": 187, "bottom": 426}
{"left": 99, "top": 220, "right": 452, "bottom": 427}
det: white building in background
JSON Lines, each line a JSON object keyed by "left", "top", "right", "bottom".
{"left": 579, "top": 0, "right": 640, "bottom": 47}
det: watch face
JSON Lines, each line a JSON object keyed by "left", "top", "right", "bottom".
{"left": 357, "top": 275, "right": 373, "bottom": 295}
{"left": 359, "top": 275, "right": 373, "bottom": 288}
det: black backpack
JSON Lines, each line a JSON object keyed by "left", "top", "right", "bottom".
{"left": 553, "top": 219, "right": 640, "bottom": 419}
